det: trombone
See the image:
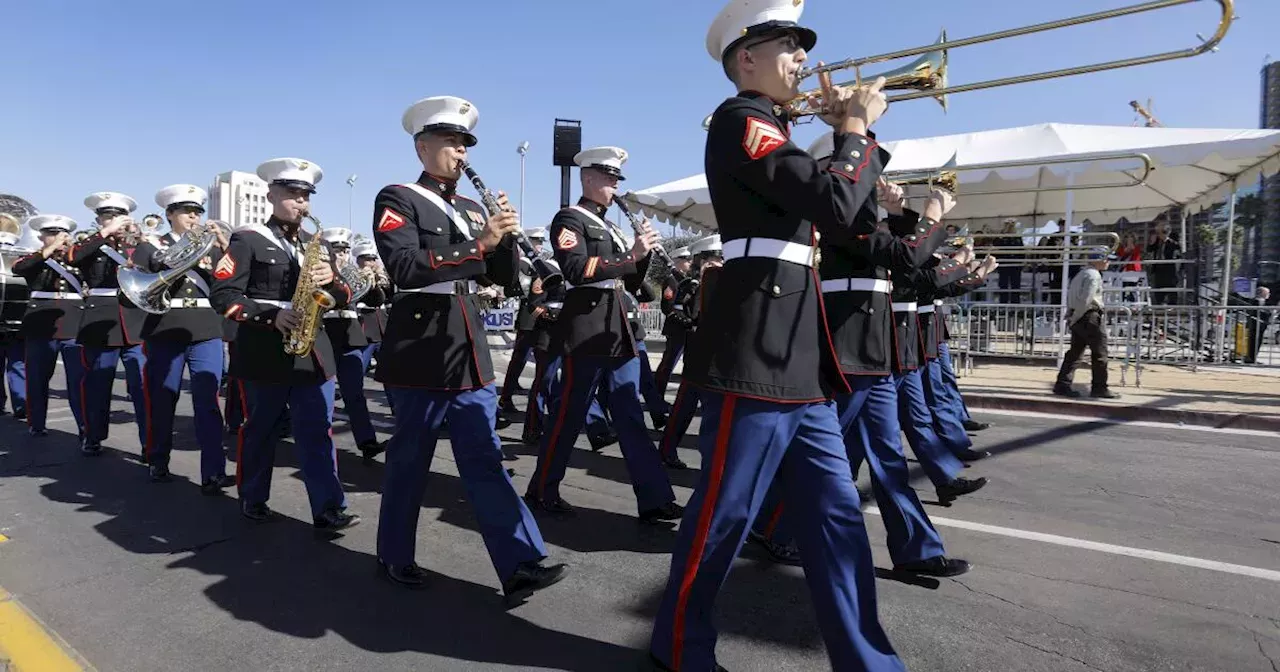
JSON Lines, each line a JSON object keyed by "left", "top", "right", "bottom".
{"left": 886, "top": 152, "right": 1155, "bottom": 196}
{"left": 703, "top": 0, "right": 1233, "bottom": 128}
{"left": 944, "top": 232, "right": 1122, "bottom": 266}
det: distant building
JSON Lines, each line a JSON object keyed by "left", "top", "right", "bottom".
{"left": 1259, "top": 61, "right": 1280, "bottom": 284}
{"left": 208, "top": 171, "right": 269, "bottom": 230}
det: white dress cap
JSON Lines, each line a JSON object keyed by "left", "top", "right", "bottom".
{"left": 257, "top": 158, "right": 324, "bottom": 193}
{"left": 319, "top": 227, "right": 355, "bottom": 247}
{"left": 402, "top": 96, "right": 480, "bottom": 147}
{"left": 526, "top": 227, "right": 547, "bottom": 240}
{"left": 27, "top": 214, "right": 79, "bottom": 233}
{"left": 155, "top": 184, "right": 208, "bottom": 211}
{"left": 706, "top": 0, "right": 817, "bottom": 62}
{"left": 352, "top": 239, "right": 379, "bottom": 259}
{"left": 671, "top": 247, "right": 692, "bottom": 259}
{"left": 84, "top": 191, "right": 137, "bottom": 215}
{"left": 573, "top": 146, "right": 629, "bottom": 181}
{"left": 689, "top": 234, "right": 723, "bottom": 255}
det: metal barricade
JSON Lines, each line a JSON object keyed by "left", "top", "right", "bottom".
{"left": 956, "top": 303, "right": 1135, "bottom": 387}
{"left": 1131, "top": 305, "right": 1279, "bottom": 370}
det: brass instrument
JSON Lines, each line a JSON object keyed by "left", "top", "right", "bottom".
{"left": 283, "top": 213, "right": 337, "bottom": 357}
{"left": 703, "top": 0, "right": 1233, "bottom": 127}
{"left": 119, "top": 219, "right": 230, "bottom": 314}
{"left": 942, "top": 231, "right": 1121, "bottom": 266}
{"left": 884, "top": 152, "right": 1154, "bottom": 196}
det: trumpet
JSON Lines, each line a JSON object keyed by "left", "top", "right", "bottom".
{"left": 703, "top": 0, "right": 1233, "bottom": 128}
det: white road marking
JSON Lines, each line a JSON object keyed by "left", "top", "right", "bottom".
{"left": 332, "top": 412, "right": 395, "bottom": 430}
{"left": 865, "top": 506, "right": 1280, "bottom": 583}
{"left": 971, "top": 407, "right": 1280, "bottom": 438}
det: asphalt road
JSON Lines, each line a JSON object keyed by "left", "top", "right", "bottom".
{"left": 1, "top": 357, "right": 1278, "bottom": 672}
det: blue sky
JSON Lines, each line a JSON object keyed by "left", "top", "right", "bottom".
{"left": 2, "top": 0, "right": 1275, "bottom": 238}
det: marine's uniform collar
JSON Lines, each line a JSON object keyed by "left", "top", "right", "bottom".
{"left": 417, "top": 172, "right": 458, "bottom": 201}
{"left": 740, "top": 90, "right": 791, "bottom": 127}
{"left": 577, "top": 197, "right": 609, "bottom": 218}
{"left": 267, "top": 216, "right": 301, "bottom": 242}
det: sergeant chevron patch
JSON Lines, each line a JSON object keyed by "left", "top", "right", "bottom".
{"left": 557, "top": 228, "right": 578, "bottom": 250}
{"left": 213, "top": 255, "right": 236, "bottom": 280}
{"left": 743, "top": 117, "right": 787, "bottom": 160}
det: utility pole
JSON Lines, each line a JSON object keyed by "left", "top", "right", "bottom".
{"left": 1129, "top": 99, "right": 1163, "bottom": 127}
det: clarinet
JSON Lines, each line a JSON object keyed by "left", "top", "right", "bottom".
{"left": 612, "top": 195, "right": 685, "bottom": 282}
{"left": 457, "top": 160, "right": 563, "bottom": 290}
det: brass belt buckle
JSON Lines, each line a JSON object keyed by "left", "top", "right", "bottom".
{"left": 183, "top": 298, "right": 198, "bottom": 308}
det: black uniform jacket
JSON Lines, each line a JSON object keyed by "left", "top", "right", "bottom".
{"left": 660, "top": 274, "right": 694, "bottom": 338}
{"left": 357, "top": 292, "right": 389, "bottom": 344}
{"left": 530, "top": 278, "right": 561, "bottom": 353}
{"left": 819, "top": 208, "right": 952, "bottom": 376}
{"left": 133, "top": 233, "right": 225, "bottom": 344}
{"left": 681, "top": 264, "right": 721, "bottom": 372}
{"left": 625, "top": 280, "right": 659, "bottom": 342}
{"left": 324, "top": 284, "right": 388, "bottom": 352}
{"left": 66, "top": 232, "right": 144, "bottom": 348}
{"left": 372, "top": 173, "right": 518, "bottom": 390}
{"left": 550, "top": 198, "right": 651, "bottom": 359}
{"left": 210, "top": 217, "right": 352, "bottom": 385}
{"left": 891, "top": 256, "right": 984, "bottom": 372}
{"left": 689, "top": 90, "right": 886, "bottom": 402}
{"left": 13, "top": 252, "right": 83, "bottom": 340}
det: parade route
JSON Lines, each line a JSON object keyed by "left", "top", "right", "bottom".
{"left": 1, "top": 363, "right": 1278, "bottom": 672}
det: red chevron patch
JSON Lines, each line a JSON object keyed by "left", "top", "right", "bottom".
{"left": 377, "top": 208, "right": 406, "bottom": 233}
{"left": 742, "top": 117, "right": 787, "bottom": 160}
{"left": 213, "top": 255, "right": 236, "bottom": 280}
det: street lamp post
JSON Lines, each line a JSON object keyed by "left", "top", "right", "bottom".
{"left": 346, "top": 174, "right": 358, "bottom": 228}
{"left": 517, "top": 142, "right": 529, "bottom": 225}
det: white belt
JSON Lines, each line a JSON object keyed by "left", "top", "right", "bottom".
{"left": 723, "top": 238, "right": 815, "bottom": 268}
{"left": 171, "top": 298, "right": 212, "bottom": 309}
{"left": 85, "top": 288, "right": 118, "bottom": 297}
{"left": 255, "top": 299, "right": 293, "bottom": 309}
{"left": 918, "top": 304, "right": 936, "bottom": 314}
{"left": 626, "top": 311, "right": 637, "bottom": 319}
{"left": 400, "top": 281, "right": 476, "bottom": 295}
{"left": 30, "top": 291, "right": 82, "bottom": 301}
{"left": 821, "top": 278, "right": 891, "bottom": 294}
{"left": 324, "top": 310, "right": 359, "bottom": 319}
{"left": 567, "top": 279, "right": 618, "bottom": 290}
{"left": 892, "top": 301, "right": 917, "bottom": 312}
{"left": 673, "top": 304, "right": 684, "bottom": 310}
{"left": 933, "top": 299, "right": 943, "bottom": 306}
{"left": 545, "top": 301, "right": 563, "bottom": 309}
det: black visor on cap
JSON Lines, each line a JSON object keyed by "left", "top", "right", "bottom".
{"left": 723, "top": 21, "right": 817, "bottom": 61}
{"left": 418, "top": 123, "right": 478, "bottom": 148}
{"left": 589, "top": 164, "right": 626, "bottom": 181}
{"left": 166, "top": 201, "right": 205, "bottom": 214}
{"left": 95, "top": 207, "right": 127, "bottom": 217}
{"left": 272, "top": 179, "right": 317, "bottom": 195}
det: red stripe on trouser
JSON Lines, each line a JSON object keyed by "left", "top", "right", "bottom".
{"left": 535, "top": 355, "right": 575, "bottom": 499}
{"left": 660, "top": 382, "right": 688, "bottom": 457}
{"left": 235, "top": 380, "right": 248, "bottom": 489}
{"left": 671, "top": 393, "right": 737, "bottom": 670}
{"left": 141, "top": 342, "right": 153, "bottom": 458}
{"left": 79, "top": 347, "right": 90, "bottom": 439}
{"left": 763, "top": 502, "right": 784, "bottom": 538}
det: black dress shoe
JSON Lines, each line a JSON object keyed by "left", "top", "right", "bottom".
{"left": 963, "top": 419, "right": 992, "bottom": 432}
{"left": 358, "top": 440, "right": 385, "bottom": 462}
{"left": 661, "top": 452, "right": 688, "bottom": 470}
{"left": 241, "top": 502, "right": 277, "bottom": 522}
{"left": 313, "top": 508, "right": 361, "bottom": 531}
{"left": 495, "top": 415, "right": 512, "bottom": 430}
{"left": 524, "top": 494, "right": 575, "bottom": 516}
{"left": 378, "top": 559, "right": 429, "bottom": 588}
{"left": 499, "top": 398, "right": 518, "bottom": 414}
{"left": 639, "top": 501, "right": 685, "bottom": 525}
{"left": 521, "top": 429, "right": 541, "bottom": 445}
{"left": 937, "top": 476, "right": 987, "bottom": 504}
{"left": 895, "top": 556, "right": 971, "bottom": 577}
{"left": 953, "top": 449, "right": 991, "bottom": 462}
{"left": 588, "top": 430, "right": 619, "bottom": 452}
{"left": 1091, "top": 388, "right": 1121, "bottom": 399}
{"left": 13, "top": 409, "right": 26, "bottom": 421}
{"left": 1053, "top": 384, "right": 1082, "bottom": 398}
{"left": 646, "top": 652, "right": 727, "bottom": 672}
{"left": 502, "top": 561, "right": 568, "bottom": 606}
{"left": 201, "top": 474, "right": 235, "bottom": 496}
{"left": 149, "top": 465, "right": 172, "bottom": 482}
{"left": 650, "top": 412, "right": 668, "bottom": 430}
{"left": 80, "top": 441, "right": 103, "bottom": 456}
{"left": 29, "top": 427, "right": 48, "bottom": 437}
{"left": 747, "top": 530, "right": 803, "bottom": 566}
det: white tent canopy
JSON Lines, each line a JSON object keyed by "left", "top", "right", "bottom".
{"left": 624, "top": 123, "right": 1280, "bottom": 233}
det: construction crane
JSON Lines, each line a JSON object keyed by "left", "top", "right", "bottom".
{"left": 1130, "top": 98, "right": 1163, "bottom": 127}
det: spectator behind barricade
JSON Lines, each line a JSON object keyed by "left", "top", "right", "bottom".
{"left": 1053, "top": 248, "right": 1118, "bottom": 399}
{"left": 1036, "top": 221, "right": 1077, "bottom": 307}
{"left": 1116, "top": 233, "right": 1142, "bottom": 272}
{"left": 1228, "top": 284, "right": 1274, "bottom": 364}
{"left": 1146, "top": 223, "right": 1181, "bottom": 306}
{"left": 991, "top": 218, "right": 1024, "bottom": 304}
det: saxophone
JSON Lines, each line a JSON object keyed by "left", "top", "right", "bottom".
{"left": 283, "top": 212, "right": 337, "bottom": 357}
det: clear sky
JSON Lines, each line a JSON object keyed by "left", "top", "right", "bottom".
{"left": 2, "top": 0, "right": 1274, "bottom": 239}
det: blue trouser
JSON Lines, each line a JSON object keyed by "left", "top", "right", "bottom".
{"left": 636, "top": 340, "right": 669, "bottom": 415}
{"left": 528, "top": 354, "right": 674, "bottom": 512}
{"left": 535, "top": 352, "right": 613, "bottom": 443}
{"left": 839, "top": 376, "right": 946, "bottom": 566}
{"left": 2, "top": 339, "right": 26, "bottom": 414}
{"left": 922, "top": 359, "right": 973, "bottom": 455}
{"left": 937, "top": 342, "right": 972, "bottom": 422}
{"left": 650, "top": 392, "right": 903, "bottom": 672}
{"left": 122, "top": 344, "right": 146, "bottom": 444}
{"left": 659, "top": 380, "right": 700, "bottom": 459}
{"left": 894, "top": 370, "right": 964, "bottom": 488}
{"left": 378, "top": 384, "right": 547, "bottom": 581}
{"left": 653, "top": 329, "right": 685, "bottom": 393}
{"left": 523, "top": 350, "right": 557, "bottom": 437}
{"left": 499, "top": 330, "right": 534, "bottom": 401}
{"left": 143, "top": 338, "right": 225, "bottom": 482}
{"left": 237, "top": 379, "right": 345, "bottom": 518}
{"left": 336, "top": 344, "right": 378, "bottom": 445}
{"left": 584, "top": 382, "right": 611, "bottom": 441}
{"left": 24, "top": 338, "right": 85, "bottom": 434}
{"left": 225, "top": 376, "right": 244, "bottom": 431}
